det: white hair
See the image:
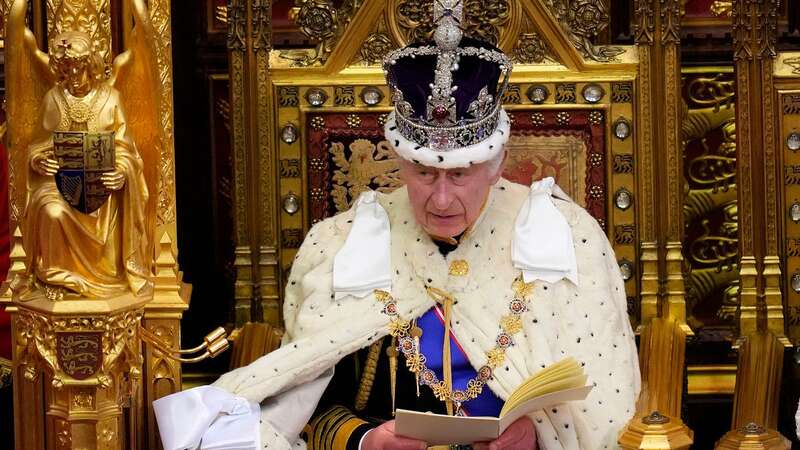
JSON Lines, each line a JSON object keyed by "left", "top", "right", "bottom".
{"left": 485, "top": 146, "right": 507, "bottom": 175}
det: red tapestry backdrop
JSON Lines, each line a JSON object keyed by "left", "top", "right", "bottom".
{"left": 306, "top": 110, "right": 607, "bottom": 228}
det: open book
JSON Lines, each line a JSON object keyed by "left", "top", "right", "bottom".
{"left": 395, "top": 358, "right": 592, "bottom": 445}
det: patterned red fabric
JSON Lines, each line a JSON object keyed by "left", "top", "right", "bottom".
{"left": 0, "top": 140, "right": 11, "bottom": 360}
{"left": 306, "top": 110, "right": 607, "bottom": 228}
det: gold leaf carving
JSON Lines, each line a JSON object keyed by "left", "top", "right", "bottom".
{"left": 330, "top": 139, "right": 401, "bottom": 212}
{"left": 14, "top": 308, "right": 143, "bottom": 386}
{"left": 150, "top": 0, "right": 178, "bottom": 226}
{"left": 387, "top": 0, "right": 520, "bottom": 51}
{"left": 682, "top": 71, "right": 739, "bottom": 335}
{"left": 360, "top": 32, "right": 396, "bottom": 65}
{"left": 281, "top": 0, "right": 363, "bottom": 67}
{"left": 711, "top": 1, "right": 732, "bottom": 17}
{"left": 47, "top": 0, "right": 112, "bottom": 67}
{"left": 72, "top": 389, "right": 94, "bottom": 409}
{"left": 541, "top": 0, "right": 623, "bottom": 62}
{"left": 512, "top": 31, "right": 552, "bottom": 64}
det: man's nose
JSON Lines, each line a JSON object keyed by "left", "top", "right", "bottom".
{"left": 430, "top": 173, "right": 453, "bottom": 210}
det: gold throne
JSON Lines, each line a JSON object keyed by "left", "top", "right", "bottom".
{"left": 223, "top": 0, "right": 694, "bottom": 448}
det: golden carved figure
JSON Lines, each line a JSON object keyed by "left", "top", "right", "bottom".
{"left": 330, "top": 139, "right": 401, "bottom": 211}
{"left": 6, "top": 0, "right": 164, "bottom": 301}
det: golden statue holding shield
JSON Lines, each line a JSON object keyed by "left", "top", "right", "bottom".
{"left": 3, "top": 0, "right": 192, "bottom": 447}
{"left": 6, "top": 0, "right": 162, "bottom": 301}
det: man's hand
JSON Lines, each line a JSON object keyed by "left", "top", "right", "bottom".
{"left": 473, "top": 417, "right": 537, "bottom": 450}
{"left": 101, "top": 168, "right": 126, "bottom": 191}
{"left": 362, "top": 420, "right": 427, "bottom": 450}
{"left": 33, "top": 152, "right": 59, "bottom": 176}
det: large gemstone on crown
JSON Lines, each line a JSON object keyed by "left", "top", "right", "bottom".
{"left": 428, "top": 130, "right": 452, "bottom": 150}
{"left": 432, "top": 104, "right": 449, "bottom": 121}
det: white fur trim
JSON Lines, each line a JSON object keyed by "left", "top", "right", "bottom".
{"left": 796, "top": 399, "right": 800, "bottom": 441}
{"left": 158, "top": 179, "right": 640, "bottom": 450}
{"left": 384, "top": 109, "right": 511, "bottom": 169}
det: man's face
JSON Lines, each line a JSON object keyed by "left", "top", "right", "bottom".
{"left": 399, "top": 156, "right": 504, "bottom": 238}
{"left": 60, "top": 56, "right": 93, "bottom": 97}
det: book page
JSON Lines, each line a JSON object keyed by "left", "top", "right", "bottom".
{"left": 498, "top": 385, "right": 593, "bottom": 432}
{"left": 395, "top": 409, "right": 501, "bottom": 445}
{"left": 395, "top": 358, "right": 592, "bottom": 445}
{"left": 395, "top": 386, "right": 592, "bottom": 445}
{"left": 501, "top": 358, "right": 585, "bottom": 415}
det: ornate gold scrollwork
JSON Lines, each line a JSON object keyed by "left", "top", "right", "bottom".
{"left": 46, "top": 0, "right": 112, "bottom": 67}
{"left": 784, "top": 56, "right": 800, "bottom": 75}
{"left": 0, "top": 357, "right": 11, "bottom": 389}
{"left": 227, "top": 0, "right": 246, "bottom": 50}
{"left": 733, "top": 0, "right": 778, "bottom": 61}
{"left": 541, "top": 0, "right": 623, "bottom": 62}
{"left": 685, "top": 74, "right": 736, "bottom": 112}
{"left": 149, "top": 0, "right": 179, "bottom": 227}
{"left": 687, "top": 205, "right": 738, "bottom": 270}
{"left": 359, "top": 32, "right": 396, "bottom": 65}
{"left": 15, "top": 308, "right": 142, "bottom": 388}
{"left": 281, "top": 0, "right": 364, "bottom": 66}
{"left": 512, "top": 30, "right": 552, "bottom": 64}
{"left": 682, "top": 71, "right": 739, "bottom": 331}
{"left": 711, "top": 0, "right": 733, "bottom": 17}
{"left": 685, "top": 122, "right": 736, "bottom": 192}
{"left": 387, "top": 0, "right": 521, "bottom": 51}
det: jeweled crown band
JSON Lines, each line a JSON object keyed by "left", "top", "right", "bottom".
{"left": 392, "top": 103, "right": 502, "bottom": 151}
{"left": 384, "top": 44, "right": 512, "bottom": 150}
{"left": 382, "top": 0, "right": 513, "bottom": 154}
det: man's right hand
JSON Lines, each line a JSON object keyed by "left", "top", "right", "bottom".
{"left": 32, "top": 152, "right": 59, "bottom": 176}
{"left": 361, "top": 420, "right": 428, "bottom": 450}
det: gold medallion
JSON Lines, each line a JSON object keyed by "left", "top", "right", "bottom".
{"left": 448, "top": 259, "right": 469, "bottom": 276}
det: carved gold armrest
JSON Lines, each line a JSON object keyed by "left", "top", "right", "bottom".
{"left": 228, "top": 322, "right": 284, "bottom": 369}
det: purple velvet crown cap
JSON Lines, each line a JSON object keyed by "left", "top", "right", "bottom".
{"left": 386, "top": 37, "right": 504, "bottom": 122}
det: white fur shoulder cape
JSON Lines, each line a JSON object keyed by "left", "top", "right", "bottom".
{"left": 154, "top": 178, "right": 641, "bottom": 450}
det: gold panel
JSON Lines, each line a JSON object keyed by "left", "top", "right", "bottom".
{"left": 777, "top": 86, "right": 800, "bottom": 344}
{"left": 682, "top": 69, "right": 738, "bottom": 338}
{"left": 713, "top": 1, "right": 792, "bottom": 447}
{"left": 687, "top": 364, "right": 737, "bottom": 395}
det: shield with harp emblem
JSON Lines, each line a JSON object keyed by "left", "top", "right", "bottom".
{"left": 53, "top": 131, "right": 116, "bottom": 214}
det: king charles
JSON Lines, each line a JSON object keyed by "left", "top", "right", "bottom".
{"left": 153, "top": 2, "right": 640, "bottom": 449}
